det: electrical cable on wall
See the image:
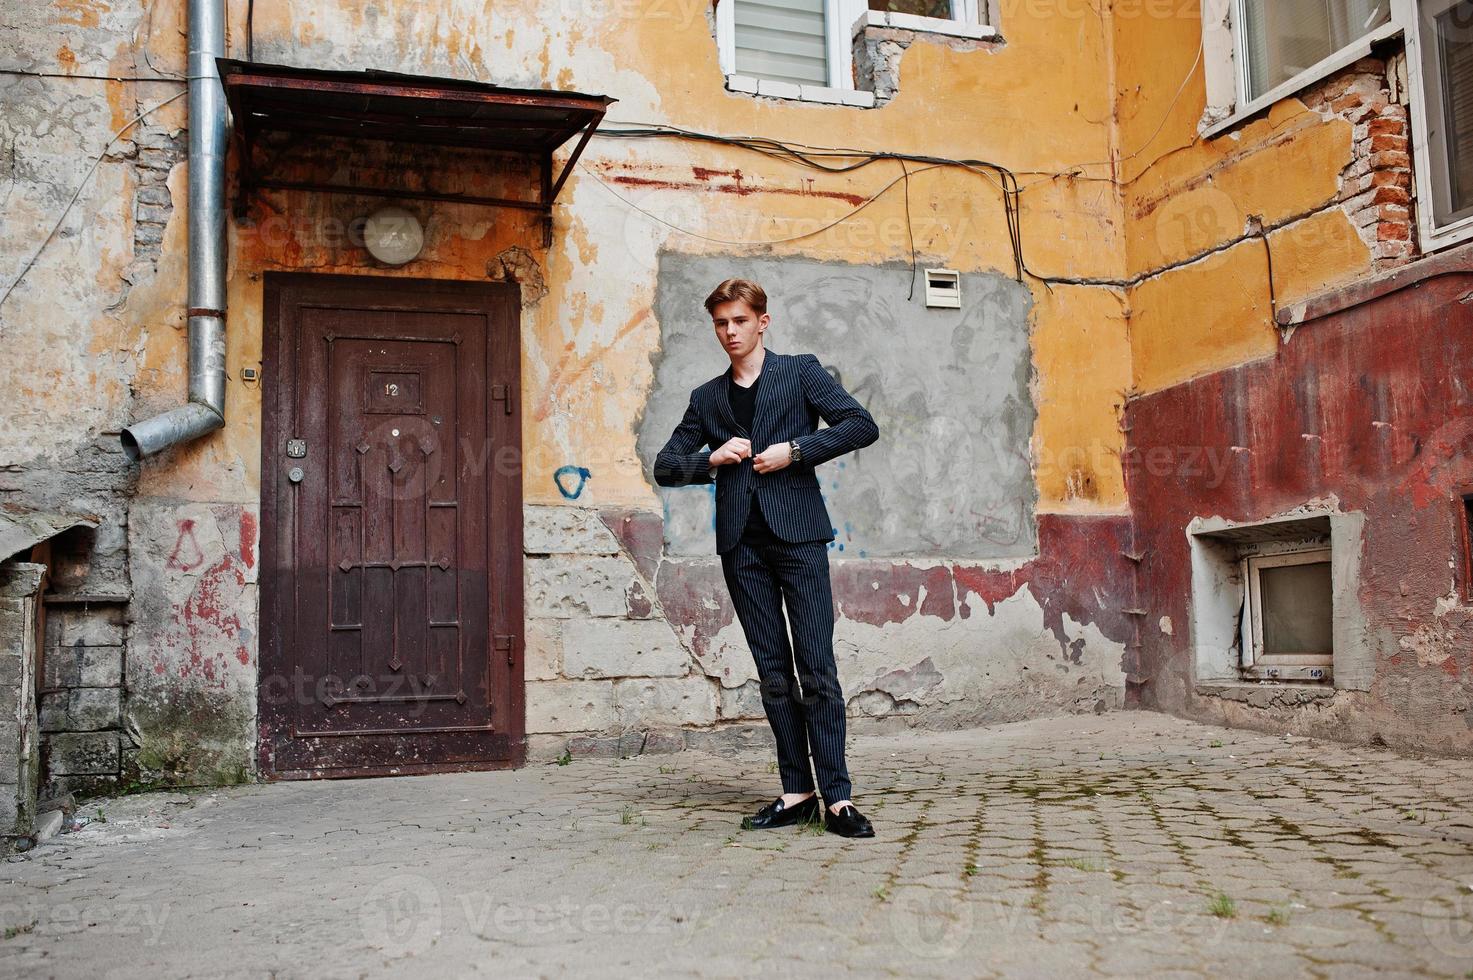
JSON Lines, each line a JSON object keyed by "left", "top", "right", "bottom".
{"left": 584, "top": 33, "right": 1209, "bottom": 285}
{"left": 0, "top": 19, "right": 1209, "bottom": 306}
{"left": 141, "top": 0, "right": 184, "bottom": 81}
{"left": 0, "top": 90, "right": 188, "bottom": 316}
{"left": 0, "top": 69, "right": 187, "bottom": 82}
{"left": 579, "top": 160, "right": 948, "bottom": 247}
{"left": 593, "top": 124, "right": 1030, "bottom": 283}
{"left": 900, "top": 158, "right": 917, "bottom": 300}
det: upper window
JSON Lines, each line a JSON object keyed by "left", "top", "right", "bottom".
{"left": 1411, "top": 0, "right": 1473, "bottom": 234}
{"left": 716, "top": 0, "right": 987, "bottom": 93}
{"left": 1203, "top": 1, "right": 1473, "bottom": 248}
{"left": 1201, "top": 2, "right": 1399, "bottom": 134}
{"left": 1237, "top": 1, "right": 1393, "bottom": 101}
{"left": 730, "top": 0, "right": 831, "bottom": 88}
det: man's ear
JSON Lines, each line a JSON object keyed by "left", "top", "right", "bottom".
{"left": 758, "top": 312, "right": 771, "bottom": 334}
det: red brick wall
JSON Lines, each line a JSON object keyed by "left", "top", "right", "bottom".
{"left": 1303, "top": 56, "right": 1417, "bottom": 268}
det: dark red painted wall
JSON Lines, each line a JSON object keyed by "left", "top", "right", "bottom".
{"left": 1124, "top": 259, "right": 1473, "bottom": 752}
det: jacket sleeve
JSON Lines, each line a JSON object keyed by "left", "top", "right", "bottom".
{"left": 793, "top": 354, "right": 879, "bottom": 469}
{"left": 653, "top": 389, "right": 716, "bottom": 487}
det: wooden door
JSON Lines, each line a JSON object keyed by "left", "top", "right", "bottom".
{"left": 259, "top": 273, "right": 523, "bottom": 777}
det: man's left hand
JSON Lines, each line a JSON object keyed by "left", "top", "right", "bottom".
{"left": 752, "top": 442, "right": 792, "bottom": 474}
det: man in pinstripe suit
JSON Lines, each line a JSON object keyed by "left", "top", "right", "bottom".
{"left": 654, "top": 279, "right": 880, "bottom": 839}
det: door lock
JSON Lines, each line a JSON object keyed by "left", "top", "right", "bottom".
{"left": 286, "top": 439, "right": 307, "bottom": 458}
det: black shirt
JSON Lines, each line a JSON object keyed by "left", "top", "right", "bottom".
{"left": 728, "top": 373, "right": 759, "bottom": 435}
{"left": 726, "top": 373, "right": 770, "bottom": 534}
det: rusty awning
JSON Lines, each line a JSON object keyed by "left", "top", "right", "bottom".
{"left": 218, "top": 59, "right": 614, "bottom": 219}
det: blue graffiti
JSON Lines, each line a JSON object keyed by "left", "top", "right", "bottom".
{"left": 553, "top": 465, "right": 591, "bottom": 500}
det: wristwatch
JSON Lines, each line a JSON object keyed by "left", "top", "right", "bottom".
{"left": 788, "top": 439, "right": 803, "bottom": 464}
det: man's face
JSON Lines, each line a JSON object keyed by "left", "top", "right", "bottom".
{"left": 710, "top": 300, "right": 769, "bottom": 359}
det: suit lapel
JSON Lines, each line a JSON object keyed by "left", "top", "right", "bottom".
{"left": 750, "top": 350, "right": 782, "bottom": 445}
{"left": 717, "top": 366, "right": 742, "bottom": 435}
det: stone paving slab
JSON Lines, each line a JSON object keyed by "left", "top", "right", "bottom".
{"left": 2, "top": 712, "right": 1473, "bottom": 978}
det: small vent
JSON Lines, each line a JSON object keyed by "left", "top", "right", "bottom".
{"left": 924, "top": 268, "right": 961, "bottom": 308}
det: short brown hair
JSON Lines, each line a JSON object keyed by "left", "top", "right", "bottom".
{"left": 704, "top": 278, "right": 767, "bottom": 316}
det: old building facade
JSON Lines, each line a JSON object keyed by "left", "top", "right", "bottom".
{"left": 1, "top": 0, "right": 1470, "bottom": 815}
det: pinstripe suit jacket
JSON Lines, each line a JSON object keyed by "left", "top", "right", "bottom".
{"left": 654, "top": 351, "right": 880, "bottom": 554}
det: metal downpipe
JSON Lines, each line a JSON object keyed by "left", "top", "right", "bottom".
{"left": 120, "top": 0, "right": 228, "bottom": 462}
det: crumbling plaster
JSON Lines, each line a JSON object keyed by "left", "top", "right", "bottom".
{"left": 24, "top": 0, "right": 1433, "bottom": 783}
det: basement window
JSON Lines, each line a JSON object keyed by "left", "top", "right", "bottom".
{"left": 1188, "top": 512, "right": 1368, "bottom": 691}
{"left": 1239, "top": 548, "right": 1334, "bottom": 682}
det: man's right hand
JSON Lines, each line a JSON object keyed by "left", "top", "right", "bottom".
{"left": 709, "top": 437, "right": 752, "bottom": 467}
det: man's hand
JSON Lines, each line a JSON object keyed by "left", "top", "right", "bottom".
{"left": 752, "top": 441, "right": 792, "bottom": 474}
{"left": 709, "top": 437, "right": 752, "bottom": 467}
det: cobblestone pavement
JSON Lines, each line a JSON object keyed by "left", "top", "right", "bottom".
{"left": 4, "top": 712, "right": 1473, "bottom": 978}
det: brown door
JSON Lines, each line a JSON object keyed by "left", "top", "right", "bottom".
{"left": 259, "top": 273, "right": 523, "bottom": 777}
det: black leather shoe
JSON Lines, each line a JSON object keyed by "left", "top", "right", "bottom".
{"left": 740, "top": 795, "right": 820, "bottom": 830}
{"left": 824, "top": 803, "right": 875, "bottom": 838}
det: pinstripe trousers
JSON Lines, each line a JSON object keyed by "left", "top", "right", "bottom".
{"left": 720, "top": 496, "right": 852, "bottom": 803}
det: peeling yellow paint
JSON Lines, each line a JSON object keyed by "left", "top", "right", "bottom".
{"left": 1031, "top": 286, "right": 1131, "bottom": 512}
{"left": 1113, "top": 4, "right": 1375, "bottom": 399}
{"left": 1130, "top": 243, "right": 1278, "bottom": 396}
{"left": 53, "top": 0, "right": 108, "bottom": 29}
{"left": 1266, "top": 209, "right": 1372, "bottom": 307}
{"left": 1126, "top": 109, "right": 1353, "bottom": 275}
{"left": 29, "top": 0, "right": 1391, "bottom": 527}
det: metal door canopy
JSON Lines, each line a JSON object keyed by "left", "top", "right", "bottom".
{"left": 218, "top": 59, "right": 614, "bottom": 214}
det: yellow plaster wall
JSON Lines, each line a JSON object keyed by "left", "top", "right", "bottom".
{"left": 29, "top": 0, "right": 1395, "bottom": 525}
{"left": 1029, "top": 285, "right": 1131, "bottom": 509}
{"left": 114, "top": 0, "right": 1139, "bottom": 519}
{"left": 1109, "top": 3, "right": 1378, "bottom": 399}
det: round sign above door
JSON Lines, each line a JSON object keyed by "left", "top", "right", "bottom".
{"left": 362, "top": 206, "right": 425, "bottom": 265}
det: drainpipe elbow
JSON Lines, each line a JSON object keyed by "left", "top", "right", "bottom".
{"left": 120, "top": 400, "right": 225, "bottom": 462}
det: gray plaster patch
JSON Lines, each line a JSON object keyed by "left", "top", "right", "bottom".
{"left": 639, "top": 253, "right": 1037, "bottom": 559}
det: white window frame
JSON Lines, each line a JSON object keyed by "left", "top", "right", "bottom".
{"left": 716, "top": 0, "right": 988, "bottom": 98}
{"left": 1401, "top": 0, "right": 1473, "bottom": 249}
{"left": 1202, "top": 0, "right": 1404, "bottom": 138}
{"left": 1238, "top": 548, "right": 1335, "bottom": 679}
{"left": 1201, "top": 0, "right": 1473, "bottom": 250}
